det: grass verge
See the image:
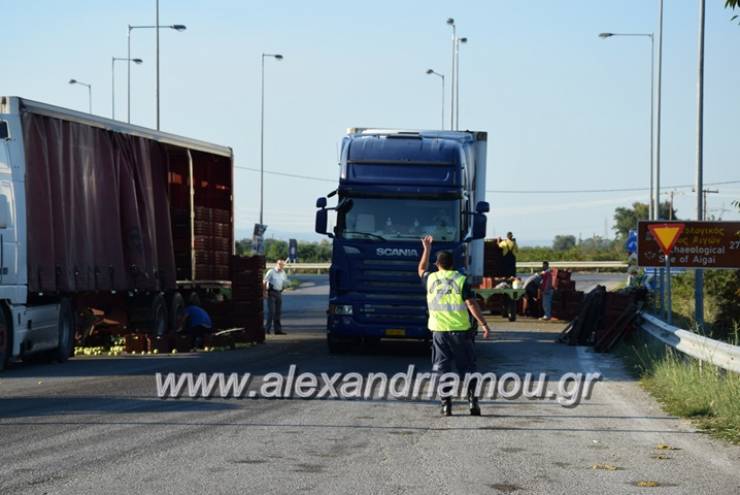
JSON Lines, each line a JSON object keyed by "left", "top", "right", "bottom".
{"left": 616, "top": 332, "right": 740, "bottom": 444}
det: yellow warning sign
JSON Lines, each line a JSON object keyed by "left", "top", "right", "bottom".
{"left": 647, "top": 223, "right": 685, "bottom": 256}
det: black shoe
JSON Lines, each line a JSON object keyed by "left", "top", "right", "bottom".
{"left": 274, "top": 330, "right": 287, "bottom": 335}
{"left": 469, "top": 397, "right": 481, "bottom": 416}
{"left": 441, "top": 398, "right": 452, "bottom": 416}
{"left": 265, "top": 330, "right": 272, "bottom": 335}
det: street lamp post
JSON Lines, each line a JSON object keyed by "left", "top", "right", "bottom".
{"left": 69, "top": 79, "right": 92, "bottom": 113}
{"left": 455, "top": 36, "right": 467, "bottom": 131}
{"left": 446, "top": 18, "right": 456, "bottom": 130}
{"left": 112, "top": 57, "right": 143, "bottom": 120}
{"left": 260, "top": 53, "right": 284, "bottom": 229}
{"left": 127, "top": 22, "right": 186, "bottom": 126}
{"left": 598, "top": 32, "right": 655, "bottom": 220}
{"left": 425, "top": 69, "right": 445, "bottom": 130}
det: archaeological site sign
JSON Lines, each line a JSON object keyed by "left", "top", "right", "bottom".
{"left": 637, "top": 221, "right": 740, "bottom": 269}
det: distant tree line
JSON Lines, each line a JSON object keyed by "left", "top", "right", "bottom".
{"left": 236, "top": 238, "right": 332, "bottom": 262}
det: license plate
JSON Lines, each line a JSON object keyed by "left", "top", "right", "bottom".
{"left": 385, "top": 328, "right": 406, "bottom": 337}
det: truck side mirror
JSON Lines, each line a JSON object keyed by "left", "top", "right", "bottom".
{"left": 315, "top": 209, "right": 328, "bottom": 235}
{"left": 475, "top": 201, "right": 490, "bottom": 214}
{"left": 470, "top": 213, "right": 487, "bottom": 240}
{"left": 316, "top": 197, "right": 327, "bottom": 208}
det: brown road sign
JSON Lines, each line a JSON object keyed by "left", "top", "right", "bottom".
{"left": 638, "top": 220, "right": 740, "bottom": 269}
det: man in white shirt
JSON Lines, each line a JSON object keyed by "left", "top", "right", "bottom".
{"left": 263, "top": 259, "right": 288, "bottom": 335}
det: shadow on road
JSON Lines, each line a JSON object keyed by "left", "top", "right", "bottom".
{"left": 0, "top": 396, "right": 239, "bottom": 419}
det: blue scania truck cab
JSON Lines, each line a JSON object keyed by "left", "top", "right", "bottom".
{"left": 314, "top": 128, "right": 489, "bottom": 352}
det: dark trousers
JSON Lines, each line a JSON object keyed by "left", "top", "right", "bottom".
{"left": 431, "top": 330, "right": 477, "bottom": 375}
{"left": 184, "top": 324, "right": 211, "bottom": 348}
{"left": 432, "top": 330, "right": 478, "bottom": 398}
{"left": 265, "top": 289, "right": 283, "bottom": 332}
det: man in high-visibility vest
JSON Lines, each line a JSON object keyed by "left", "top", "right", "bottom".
{"left": 418, "top": 235, "right": 491, "bottom": 416}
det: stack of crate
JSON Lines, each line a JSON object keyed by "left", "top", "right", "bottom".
{"left": 595, "top": 292, "right": 635, "bottom": 342}
{"left": 483, "top": 240, "right": 516, "bottom": 277}
{"left": 551, "top": 269, "right": 583, "bottom": 320}
{"left": 194, "top": 206, "right": 232, "bottom": 281}
{"left": 230, "top": 255, "right": 266, "bottom": 342}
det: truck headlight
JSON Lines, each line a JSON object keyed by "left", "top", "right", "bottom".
{"left": 330, "top": 304, "right": 353, "bottom": 315}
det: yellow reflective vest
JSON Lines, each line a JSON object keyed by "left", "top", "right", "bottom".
{"left": 426, "top": 270, "right": 471, "bottom": 331}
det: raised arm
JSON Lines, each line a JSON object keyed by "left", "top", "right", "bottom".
{"left": 418, "top": 235, "right": 433, "bottom": 278}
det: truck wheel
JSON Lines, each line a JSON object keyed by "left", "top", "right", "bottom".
{"left": 168, "top": 292, "right": 186, "bottom": 332}
{"left": 146, "top": 294, "right": 169, "bottom": 337}
{"left": 507, "top": 299, "right": 517, "bottom": 322}
{"left": 0, "top": 307, "right": 10, "bottom": 371}
{"left": 52, "top": 299, "right": 75, "bottom": 363}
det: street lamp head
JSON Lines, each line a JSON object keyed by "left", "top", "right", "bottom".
{"left": 69, "top": 79, "right": 77, "bottom": 84}
{"left": 598, "top": 32, "right": 614, "bottom": 39}
{"left": 426, "top": 69, "right": 434, "bottom": 74}
{"left": 274, "top": 54, "right": 284, "bottom": 60}
{"left": 459, "top": 37, "right": 468, "bottom": 44}
{"left": 446, "top": 18, "right": 455, "bottom": 26}
{"left": 172, "top": 24, "right": 187, "bottom": 31}
{"left": 132, "top": 58, "right": 143, "bottom": 64}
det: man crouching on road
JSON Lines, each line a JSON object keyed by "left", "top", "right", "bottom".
{"left": 418, "top": 235, "right": 491, "bottom": 416}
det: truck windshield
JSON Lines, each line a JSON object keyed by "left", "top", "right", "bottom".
{"left": 338, "top": 198, "right": 460, "bottom": 242}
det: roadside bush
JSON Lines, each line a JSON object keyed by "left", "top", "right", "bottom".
{"left": 619, "top": 334, "right": 740, "bottom": 444}
{"left": 669, "top": 270, "right": 740, "bottom": 341}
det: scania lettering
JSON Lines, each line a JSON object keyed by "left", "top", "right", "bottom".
{"left": 377, "top": 248, "right": 419, "bottom": 257}
{"left": 315, "top": 129, "right": 489, "bottom": 352}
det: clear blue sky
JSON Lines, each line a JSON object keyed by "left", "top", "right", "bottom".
{"left": 4, "top": 0, "right": 739, "bottom": 245}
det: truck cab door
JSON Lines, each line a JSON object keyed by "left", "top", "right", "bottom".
{"left": 0, "top": 131, "right": 18, "bottom": 287}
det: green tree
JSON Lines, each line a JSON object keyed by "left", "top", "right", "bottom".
{"left": 264, "top": 239, "right": 288, "bottom": 261}
{"left": 235, "top": 239, "right": 252, "bottom": 256}
{"left": 728, "top": 0, "right": 739, "bottom": 18}
{"left": 613, "top": 202, "right": 650, "bottom": 239}
{"left": 552, "top": 235, "right": 577, "bottom": 251}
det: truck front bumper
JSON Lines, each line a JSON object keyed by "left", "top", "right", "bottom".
{"left": 327, "top": 314, "right": 430, "bottom": 341}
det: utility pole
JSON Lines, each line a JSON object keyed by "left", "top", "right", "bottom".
{"left": 156, "top": 0, "right": 160, "bottom": 130}
{"left": 694, "top": 0, "right": 706, "bottom": 328}
{"left": 446, "top": 18, "right": 456, "bottom": 131}
{"left": 656, "top": 0, "right": 665, "bottom": 314}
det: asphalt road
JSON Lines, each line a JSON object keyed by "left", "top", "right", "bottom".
{"left": 1, "top": 275, "right": 739, "bottom": 494}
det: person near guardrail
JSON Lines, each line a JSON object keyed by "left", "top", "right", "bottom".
{"left": 539, "top": 261, "right": 553, "bottom": 321}
{"left": 263, "top": 260, "right": 288, "bottom": 335}
{"left": 522, "top": 273, "right": 541, "bottom": 317}
{"left": 418, "top": 235, "right": 491, "bottom": 417}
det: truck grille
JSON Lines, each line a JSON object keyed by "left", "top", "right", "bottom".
{"left": 360, "top": 303, "right": 427, "bottom": 324}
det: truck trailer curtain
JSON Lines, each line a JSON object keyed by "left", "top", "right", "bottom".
{"left": 23, "top": 112, "right": 177, "bottom": 293}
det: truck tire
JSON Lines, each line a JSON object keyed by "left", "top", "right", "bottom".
{"left": 168, "top": 292, "right": 186, "bottom": 332}
{"left": 147, "top": 294, "right": 169, "bottom": 337}
{"left": 0, "top": 306, "right": 10, "bottom": 371}
{"left": 52, "top": 299, "right": 75, "bottom": 363}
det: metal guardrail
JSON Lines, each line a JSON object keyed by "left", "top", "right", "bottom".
{"left": 640, "top": 312, "right": 740, "bottom": 374}
{"left": 284, "top": 261, "right": 628, "bottom": 272}
{"left": 518, "top": 261, "right": 627, "bottom": 269}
